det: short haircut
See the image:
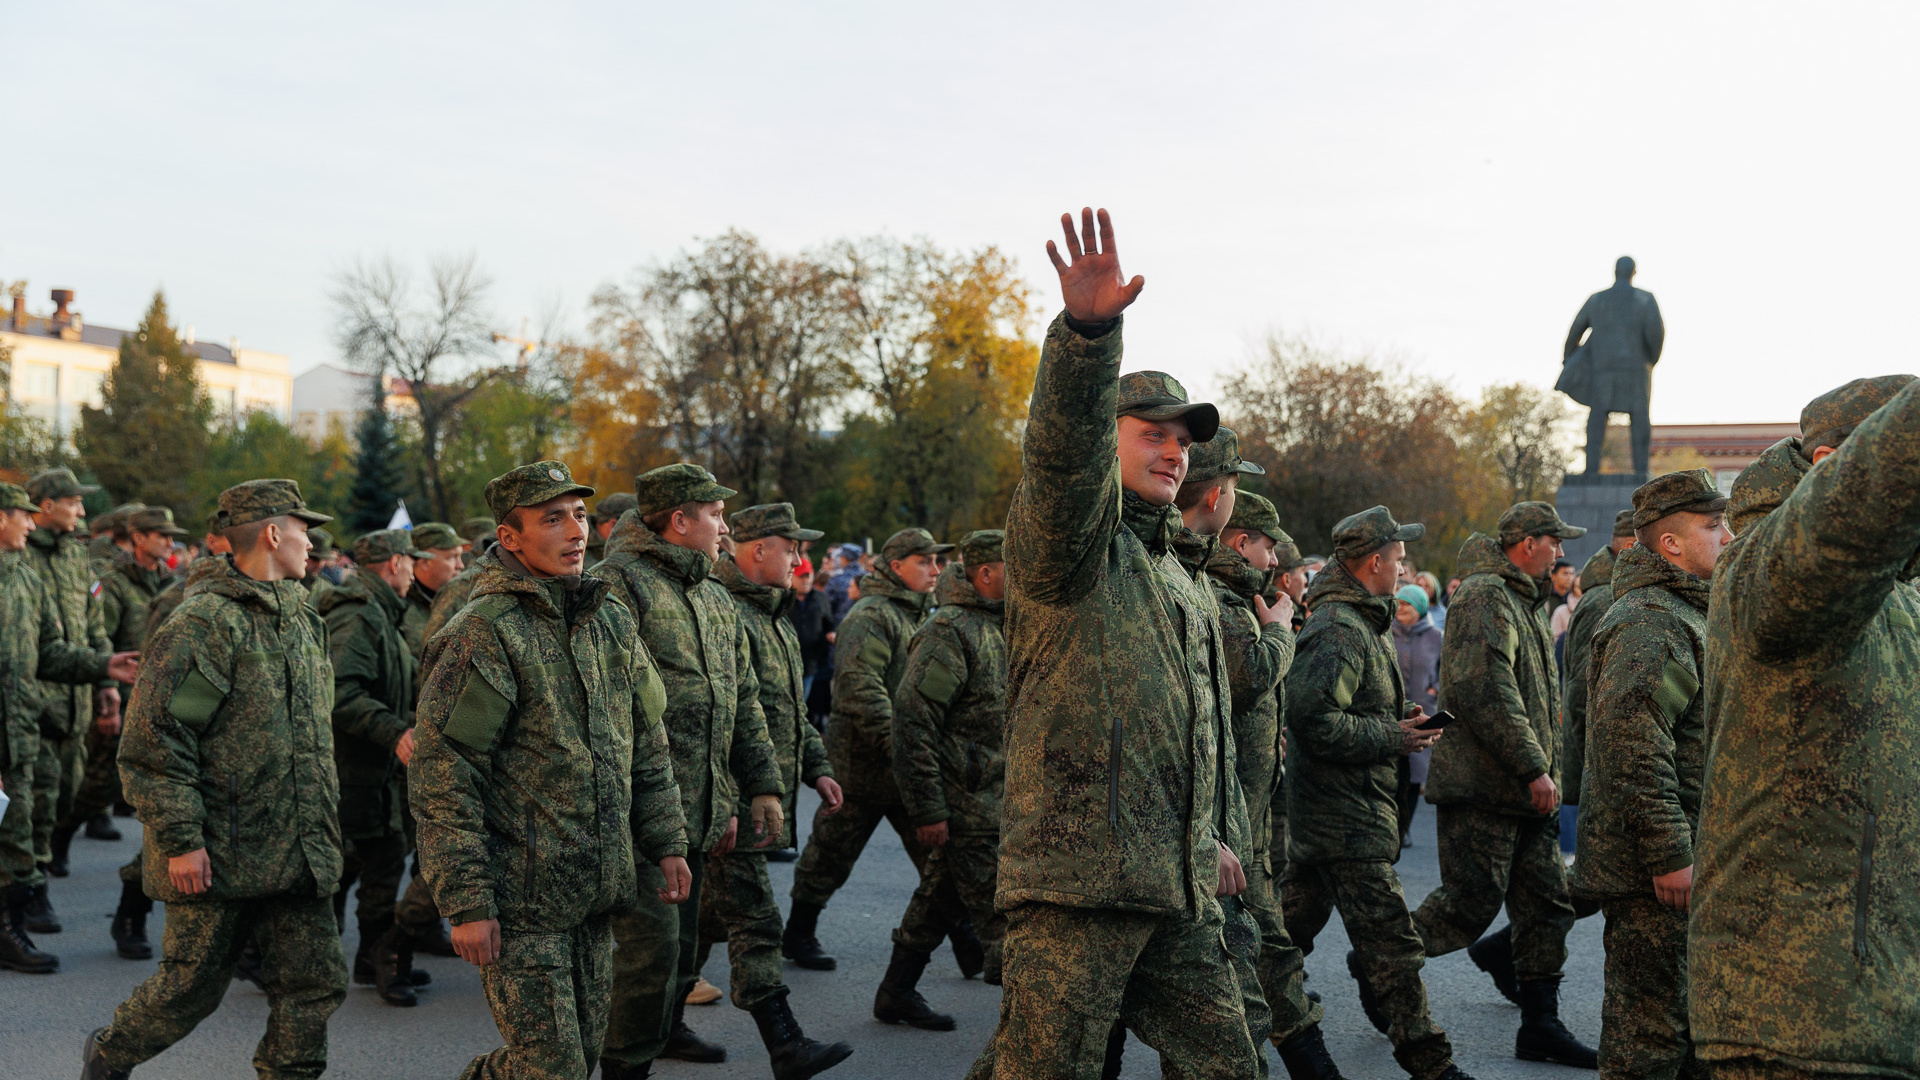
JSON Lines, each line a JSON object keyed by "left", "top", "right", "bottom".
{"left": 224, "top": 517, "right": 276, "bottom": 554}
{"left": 1635, "top": 509, "right": 1716, "bottom": 552}
{"left": 642, "top": 501, "right": 700, "bottom": 535}
{"left": 1220, "top": 526, "right": 1260, "bottom": 548}
{"left": 1174, "top": 473, "right": 1235, "bottom": 512}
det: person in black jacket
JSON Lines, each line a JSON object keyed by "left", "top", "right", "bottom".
{"left": 789, "top": 563, "right": 836, "bottom": 729}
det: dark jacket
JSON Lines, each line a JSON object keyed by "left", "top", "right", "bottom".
{"left": 316, "top": 570, "right": 416, "bottom": 839}
{"left": 1560, "top": 545, "right": 1620, "bottom": 806}
{"left": 787, "top": 588, "right": 834, "bottom": 679}
{"left": 1207, "top": 543, "right": 1294, "bottom": 871}
{"left": 893, "top": 562, "right": 1006, "bottom": 836}
{"left": 25, "top": 527, "right": 111, "bottom": 736}
{"left": 825, "top": 566, "right": 929, "bottom": 805}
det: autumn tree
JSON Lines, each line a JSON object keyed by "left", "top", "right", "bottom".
{"left": 189, "top": 411, "right": 354, "bottom": 530}
{"left": 438, "top": 366, "right": 572, "bottom": 519}
{"left": 555, "top": 342, "right": 674, "bottom": 498}
{"left": 1460, "top": 382, "right": 1579, "bottom": 509}
{"left": 77, "top": 291, "right": 214, "bottom": 508}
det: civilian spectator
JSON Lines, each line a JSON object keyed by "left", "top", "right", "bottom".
{"left": 1392, "top": 583, "right": 1443, "bottom": 846}
{"left": 1546, "top": 557, "right": 1577, "bottom": 620}
{"left": 824, "top": 542, "right": 866, "bottom": 623}
{"left": 1417, "top": 570, "right": 1446, "bottom": 630}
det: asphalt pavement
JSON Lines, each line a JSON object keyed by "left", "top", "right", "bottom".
{"left": 0, "top": 787, "right": 1603, "bottom": 1079}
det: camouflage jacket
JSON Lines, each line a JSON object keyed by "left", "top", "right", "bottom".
{"left": 1000, "top": 313, "right": 1230, "bottom": 916}
{"left": 592, "top": 516, "right": 781, "bottom": 853}
{"left": 1285, "top": 560, "right": 1408, "bottom": 864}
{"left": 120, "top": 560, "right": 342, "bottom": 903}
{"left": 1559, "top": 545, "right": 1619, "bottom": 806}
{"left": 422, "top": 557, "right": 485, "bottom": 656}
{"left": 99, "top": 552, "right": 171, "bottom": 654}
{"left": 1694, "top": 399, "right": 1920, "bottom": 1074}
{"left": 403, "top": 580, "right": 437, "bottom": 669}
{"left": 825, "top": 565, "right": 930, "bottom": 805}
{"left": 316, "top": 571, "right": 416, "bottom": 838}
{"left": 411, "top": 550, "right": 686, "bottom": 932}
{"left": 1571, "top": 544, "right": 1708, "bottom": 898}
{"left": 142, "top": 555, "right": 230, "bottom": 651}
{"left": 893, "top": 563, "right": 1006, "bottom": 836}
{"left": 0, "top": 551, "right": 112, "bottom": 771}
{"left": 25, "top": 526, "right": 111, "bottom": 737}
{"left": 1208, "top": 543, "right": 1294, "bottom": 867}
{"left": 715, "top": 554, "right": 829, "bottom": 849}
{"left": 1426, "top": 533, "right": 1558, "bottom": 815}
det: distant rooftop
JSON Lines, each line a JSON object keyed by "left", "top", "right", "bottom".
{"left": 4, "top": 312, "right": 241, "bottom": 365}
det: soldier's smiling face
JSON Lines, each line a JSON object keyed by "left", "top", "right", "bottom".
{"left": 1117, "top": 415, "right": 1191, "bottom": 506}
{"left": 501, "top": 495, "right": 590, "bottom": 578}
{"left": 0, "top": 508, "right": 35, "bottom": 551}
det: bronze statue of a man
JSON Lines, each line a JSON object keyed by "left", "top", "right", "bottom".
{"left": 1557, "top": 256, "right": 1664, "bottom": 478}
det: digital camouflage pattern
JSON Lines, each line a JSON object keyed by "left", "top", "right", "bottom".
{"left": 715, "top": 552, "right": 828, "bottom": 849}
{"left": 823, "top": 562, "right": 930, "bottom": 806}
{"left": 1598, "top": 896, "right": 1698, "bottom": 1080}
{"left": 24, "top": 524, "right": 110, "bottom": 738}
{"left": 462, "top": 915, "right": 613, "bottom": 1080}
{"left": 694, "top": 849, "right": 788, "bottom": 1009}
{"left": 315, "top": 567, "right": 416, "bottom": 840}
{"left": 1693, "top": 377, "right": 1920, "bottom": 1075}
{"left": 1414, "top": 807, "right": 1574, "bottom": 980}
{"left": 63, "top": 548, "right": 172, "bottom": 831}
{"left": 893, "top": 561, "right": 1006, "bottom": 835}
{"left": 403, "top": 579, "right": 437, "bottom": 666}
{"left": 480, "top": 459, "right": 595, "bottom": 524}
{"left": 1560, "top": 543, "right": 1620, "bottom": 806}
{"left": 422, "top": 555, "right": 486, "bottom": 656}
{"left": 141, "top": 554, "right": 231, "bottom": 650}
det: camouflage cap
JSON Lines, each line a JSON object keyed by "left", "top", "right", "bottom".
{"left": 306, "top": 526, "right": 335, "bottom": 557}
{"left": 0, "top": 481, "right": 35, "bottom": 513}
{"left": 220, "top": 479, "right": 333, "bottom": 528}
{"left": 1226, "top": 490, "right": 1291, "bottom": 544}
{"left": 94, "top": 502, "right": 146, "bottom": 535}
{"left": 594, "top": 492, "right": 637, "bottom": 524}
{"left": 354, "top": 528, "right": 423, "bottom": 564}
{"left": 1799, "top": 375, "right": 1917, "bottom": 450}
{"left": 881, "top": 527, "right": 954, "bottom": 562}
{"left": 633, "top": 463, "right": 735, "bottom": 517}
{"left": 462, "top": 516, "right": 497, "bottom": 543}
{"left": 1612, "top": 508, "right": 1636, "bottom": 537}
{"left": 410, "top": 521, "right": 464, "bottom": 551}
{"left": 1332, "top": 506, "right": 1424, "bottom": 561}
{"left": 25, "top": 467, "right": 99, "bottom": 504}
{"left": 956, "top": 529, "right": 1005, "bottom": 566}
{"left": 730, "top": 502, "right": 824, "bottom": 544}
{"left": 1116, "top": 371, "right": 1220, "bottom": 443}
{"left": 1273, "top": 541, "right": 1312, "bottom": 571}
{"left": 1185, "top": 425, "right": 1265, "bottom": 485}
{"left": 1631, "top": 468, "right": 1729, "bottom": 529}
{"left": 1496, "top": 501, "right": 1586, "bottom": 546}
{"left": 485, "top": 460, "right": 594, "bottom": 524}
{"left": 128, "top": 506, "right": 190, "bottom": 538}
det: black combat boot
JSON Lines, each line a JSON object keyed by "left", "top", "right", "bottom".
{"left": 233, "top": 938, "right": 268, "bottom": 989}
{"left": 1344, "top": 950, "right": 1388, "bottom": 1034}
{"left": 82, "top": 1028, "right": 129, "bottom": 1080}
{"left": 1434, "top": 1067, "right": 1480, "bottom": 1080}
{"left": 749, "top": 992, "right": 853, "bottom": 1079}
{"left": 873, "top": 944, "right": 955, "bottom": 1031}
{"left": 1468, "top": 924, "right": 1520, "bottom": 1004}
{"left": 1276, "top": 1023, "right": 1348, "bottom": 1080}
{"left": 598, "top": 1060, "right": 650, "bottom": 1079}
{"left": 1515, "top": 979, "right": 1597, "bottom": 1068}
{"left": 0, "top": 883, "right": 59, "bottom": 973}
{"left": 411, "top": 917, "right": 457, "bottom": 957}
{"left": 781, "top": 900, "right": 836, "bottom": 970}
{"left": 48, "top": 824, "right": 75, "bottom": 875}
{"left": 110, "top": 879, "right": 153, "bottom": 960}
{"left": 86, "top": 812, "right": 123, "bottom": 841}
{"left": 356, "top": 922, "right": 433, "bottom": 987}
{"left": 370, "top": 924, "right": 419, "bottom": 1007}
{"left": 113, "top": 798, "right": 135, "bottom": 818}
{"left": 766, "top": 847, "right": 798, "bottom": 863}
{"left": 24, "top": 880, "right": 60, "bottom": 934}
{"left": 950, "top": 920, "right": 985, "bottom": 979}
{"left": 663, "top": 995, "right": 727, "bottom": 1062}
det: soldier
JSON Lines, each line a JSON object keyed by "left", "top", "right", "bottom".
{"left": 86, "top": 503, "right": 144, "bottom": 573}
{"left": 1572, "top": 470, "right": 1728, "bottom": 1080}
{"left": 1408, "top": 502, "right": 1594, "bottom": 1068}
{"left": 409, "top": 461, "right": 691, "bottom": 1080}
{"left": 593, "top": 463, "right": 786, "bottom": 1078}
{"left": 587, "top": 492, "right": 637, "bottom": 570}
{"left": 459, "top": 515, "right": 495, "bottom": 568}
{"left": 0, "top": 482, "right": 135, "bottom": 975}
{"left": 141, "top": 514, "right": 231, "bottom": 651}
{"left": 83, "top": 480, "right": 347, "bottom": 1080}
{"left": 1692, "top": 376, "right": 1920, "bottom": 1080}
{"left": 402, "top": 522, "right": 467, "bottom": 663}
{"left": 968, "top": 208, "right": 1260, "bottom": 1080}
{"left": 706, "top": 501, "right": 854, "bottom": 1080}
{"left": 424, "top": 524, "right": 496, "bottom": 648}
{"left": 1283, "top": 506, "right": 1461, "bottom": 1080}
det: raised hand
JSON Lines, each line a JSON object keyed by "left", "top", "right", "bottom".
{"left": 1046, "top": 207, "right": 1145, "bottom": 323}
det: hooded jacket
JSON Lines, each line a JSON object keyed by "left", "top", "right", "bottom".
{"left": 411, "top": 550, "right": 686, "bottom": 932}
{"left": 142, "top": 554, "right": 230, "bottom": 651}
{"left": 1692, "top": 391, "right": 1920, "bottom": 1075}
{"left": 403, "top": 579, "right": 438, "bottom": 667}
{"left": 121, "top": 559, "right": 342, "bottom": 903}
{"left": 0, "top": 551, "right": 112, "bottom": 770}
{"left": 1426, "top": 533, "right": 1559, "bottom": 816}
{"left": 825, "top": 562, "right": 931, "bottom": 805}
{"left": 894, "top": 562, "right": 1007, "bottom": 837}
{"left": 24, "top": 526, "right": 111, "bottom": 737}
{"left": 716, "top": 553, "right": 830, "bottom": 850}
{"left": 1560, "top": 544, "right": 1620, "bottom": 806}
{"left": 316, "top": 569, "right": 416, "bottom": 839}
{"left": 1207, "top": 543, "right": 1294, "bottom": 868}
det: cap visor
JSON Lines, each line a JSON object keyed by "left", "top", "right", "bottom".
{"left": 697, "top": 482, "right": 737, "bottom": 503}
{"left": 1263, "top": 527, "right": 1294, "bottom": 544}
{"left": 784, "top": 527, "right": 826, "bottom": 542}
{"left": 1392, "top": 523, "right": 1427, "bottom": 542}
{"left": 1550, "top": 524, "right": 1588, "bottom": 539}
{"left": 291, "top": 509, "right": 333, "bottom": 526}
{"left": 1235, "top": 461, "right": 1267, "bottom": 476}
{"left": 1121, "top": 402, "right": 1221, "bottom": 443}
{"left": 159, "top": 525, "right": 191, "bottom": 537}
{"left": 929, "top": 543, "right": 957, "bottom": 554}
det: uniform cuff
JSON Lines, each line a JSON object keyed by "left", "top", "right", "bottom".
{"left": 1649, "top": 850, "right": 1693, "bottom": 877}
{"left": 448, "top": 903, "right": 497, "bottom": 926}
{"left": 1064, "top": 312, "right": 1121, "bottom": 339}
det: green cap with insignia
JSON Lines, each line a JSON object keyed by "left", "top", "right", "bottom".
{"left": 354, "top": 528, "right": 423, "bottom": 564}
{"left": 0, "top": 481, "right": 36, "bottom": 513}
{"left": 633, "top": 463, "right": 735, "bottom": 517}
{"left": 1273, "top": 541, "right": 1312, "bottom": 571}
{"left": 1116, "top": 370, "right": 1220, "bottom": 443}
{"left": 94, "top": 502, "right": 146, "bottom": 536}
{"left": 410, "top": 522, "right": 464, "bottom": 552}
{"left": 129, "top": 506, "right": 190, "bottom": 538}
{"left": 1612, "top": 508, "right": 1636, "bottom": 537}
{"left": 1496, "top": 501, "right": 1586, "bottom": 547}
{"left": 881, "top": 527, "right": 954, "bottom": 561}
{"left": 1631, "top": 468, "right": 1729, "bottom": 529}
{"left": 25, "top": 467, "right": 99, "bottom": 504}
{"left": 462, "top": 516, "right": 496, "bottom": 543}
{"left": 594, "top": 492, "right": 637, "bottom": 525}
{"left": 485, "top": 460, "right": 595, "bottom": 524}
{"left": 1799, "top": 375, "right": 1917, "bottom": 451}
{"left": 730, "top": 503, "right": 824, "bottom": 544}
{"left": 1226, "top": 491, "right": 1291, "bottom": 543}
{"left": 220, "top": 479, "right": 333, "bottom": 528}
{"left": 306, "top": 527, "right": 334, "bottom": 557}
{"left": 956, "top": 529, "right": 1005, "bottom": 566}
{"left": 1331, "top": 506, "right": 1424, "bottom": 561}
{"left": 1185, "top": 425, "right": 1264, "bottom": 485}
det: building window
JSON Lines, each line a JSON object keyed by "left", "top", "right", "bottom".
{"left": 22, "top": 362, "right": 58, "bottom": 400}
{"left": 71, "top": 369, "right": 106, "bottom": 409}
{"left": 1714, "top": 469, "right": 1741, "bottom": 493}
{"left": 214, "top": 388, "right": 237, "bottom": 417}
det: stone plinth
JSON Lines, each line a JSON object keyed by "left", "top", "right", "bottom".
{"left": 1556, "top": 473, "right": 1644, "bottom": 568}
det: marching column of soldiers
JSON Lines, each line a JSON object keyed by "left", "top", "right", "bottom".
{"left": 0, "top": 205, "right": 1904, "bottom": 1080}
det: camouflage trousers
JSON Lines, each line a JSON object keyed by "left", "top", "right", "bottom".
{"left": 693, "top": 850, "right": 787, "bottom": 1010}
{"left": 461, "top": 914, "right": 613, "bottom": 1080}
{"left": 0, "top": 718, "right": 42, "bottom": 888}
{"left": 1222, "top": 896, "right": 1273, "bottom": 1079}
{"left": 1704, "top": 1062, "right": 1857, "bottom": 1080}
{"left": 1600, "top": 896, "right": 1701, "bottom": 1080}
{"left": 1411, "top": 805, "right": 1576, "bottom": 981}
{"left": 603, "top": 853, "right": 707, "bottom": 1067}
{"left": 31, "top": 728, "right": 83, "bottom": 866}
{"left": 1245, "top": 847, "right": 1321, "bottom": 1046}
{"left": 791, "top": 796, "right": 967, "bottom": 928}
{"left": 58, "top": 722, "right": 123, "bottom": 832}
{"left": 893, "top": 832, "right": 1004, "bottom": 980}
{"left": 95, "top": 889, "right": 347, "bottom": 1079}
{"left": 963, "top": 900, "right": 1260, "bottom": 1080}
{"left": 1284, "top": 859, "right": 1454, "bottom": 1080}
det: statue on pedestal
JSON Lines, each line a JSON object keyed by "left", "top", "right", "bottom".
{"left": 1556, "top": 256, "right": 1664, "bottom": 479}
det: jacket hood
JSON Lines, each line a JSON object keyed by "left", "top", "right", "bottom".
{"left": 1726, "top": 437, "right": 1810, "bottom": 536}
{"left": 1457, "top": 532, "right": 1543, "bottom": 604}
{"left": 469, "top": 547, "right": 610, "bottom": 627}
{"left": 606, "top": 512, "right": 712, "bottom": 586}
{"left": 931, "top": 559, "right": 1004, "bottom": 616}
{"left": 1121, "top": 490, "right": 1181, "bottom": 557}
{"left": 1609, "top": 542, "right": 1710, "bottom": 613}
{"left": 1303, "top": 557, "right": 1394, "bottom": 632}
{"left": 1578, "top": 545, "right": 1618, "bottom": 592}
{"left": 315, "top": 565, "right": 407, "bottom": 623}
{"left": 26, "top": 526, "right": 80, "bottom": 554}
{"left": 1205, "top": 541, "right": 1272, "bottom": 602}
{"left": 1171, "top": 525, "right": 1216, "bottom": 577}
{"left": 856, "top": 561, "right": 932, "bottom": 614}
{"left": 714, "top": 553, "right": 793, "bottom": 618}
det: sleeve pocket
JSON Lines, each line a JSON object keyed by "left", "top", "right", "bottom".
{"left": 637, "top": 660, "right": 667, "bottom": 727}
{"left": 858, "top": 633, "right": 891, "bottom": 670}
{"left": 167, "top": 665, "right": 228, "bottom": 725}
{"left": 1651, "top": 658, "right": 1699, "bottom": 724}
{"left": 917, "top": 657, "right": 962, "bottom": 705}
{"left": 442, "top": 669, "right": 513, "bottom": 752}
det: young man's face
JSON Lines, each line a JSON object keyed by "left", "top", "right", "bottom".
{"left": 501, "top": 496, "right": 590, "bottom": 577}
{"left": 1184, "top": 475, "right": 1238, "bottom": 536}
{"left": 891, "top": 553, "right": 940, "bottom": 594}
{"left": 739, "top": 536, "right": 802, "bottom": 589}
{"left": 37, "top": 495, "right": 85, "bottom": 533}
{"left": 668, "top": 501, "right": 730, "bottom": 561}
{"left": 1662, "top": 511, "right": 1733, "bottom": 579}
{"left": 1227, "top": 531, "right": 1279, "bottom": 571}
{"left": 1551, "top": 565, "right": 1577, "bottom": 593}
{"left": 1279, "top": 566, "right": 1309, "bottom": 602}
{"left": 267, "top": 518, "right": 314, "bottom": 580}
{"left": 1352, "top": 541, "right": 1406, "bottom": 597}
{"left": 134, "top": 529, "right": 173, "bottom": 564}
{"left": 1117, "top": 415, "right": 1191, "bottom": 506}
{"left": 413, "top": 547, "right": 464, "bottom": 591}
{"left": 0, "top": 508, "right": 36, "bottom": 551}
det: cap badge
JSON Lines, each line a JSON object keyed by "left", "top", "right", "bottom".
{"left": 547, "top": 468, "right": 565, "bottom": 481}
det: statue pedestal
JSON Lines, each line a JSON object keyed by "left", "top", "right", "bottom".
{"left": 1556, "top": 473, "right": 1645, "bottom": 568}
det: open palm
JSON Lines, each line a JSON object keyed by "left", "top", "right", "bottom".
{"left": 1047, "top": 207, "right": 1145, "bottom": 323}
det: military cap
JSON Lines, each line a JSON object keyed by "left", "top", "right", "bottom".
{"left": 410, "top": 521, "right": 464, "bottom": 551}
{"left": 485, "top": 460, "right": 595, "bottom": 524}
{"left": 128, "top": 506, "right": 190, "bottom": 538}
{"left": 730, "top": 503, "right": 824, "bottom": 544}
{"left": 1185, "top": 425, "right": 1265, "bottom": 485}
{"left": 1273, "top": 541, "right": 1312, "bottom": 571}
{"left": 881, "top": 527, "right": 954, "bottom": 562}
{"left": 1116, "top": 371, "right": 1220, "bottom": 443}
{"left": 93, "top": 502, "right": 146, "bottom": 536}
{"left": 633, "top": 463, "right": 735, "bottom": 518}
{"left": 1227, "top": 491, "right": 1292, "bottom": 544}
{"left": 0, "top": 481, "right": 36, "bottom": 513}
{"left": 25, "top": 467, "right": 99, "bottom": 504}
{"left": 353, "top": 528, "right": 423, "bottom": 564}
{"left": 1631, "top": 468, "right": 1729, "bottom": 529}
{"left": 956, "top": 529, "right": 1005, "bottom": 566}
{"left": 1799, "top": 375, "right": 1917, "bottom": 450}
{"left": 595, "top": 492, "right": 637, "bottom": 524}
{"left": 1332, "top": 506, "right": 1424, "bottom": 561}
{"left": 1496, "top": 501, "right": 1586, "bottom": 547}
{"left": 307, "top": 526, "right": 335, "bottom": 557}
{"left": 462, "top": 516, "right": 497, "bottom": 543}
{"left": 220, "top": 479, "right": 332, "bottom": 528}
{"left": 1612, "top": 508, "right": 1636, "bottom": 537}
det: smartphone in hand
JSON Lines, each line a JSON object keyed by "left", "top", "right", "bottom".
{"left": 1416, "top": 710, "right": 1456, "bottom": 732}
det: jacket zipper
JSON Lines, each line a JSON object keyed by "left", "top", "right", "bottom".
{"left": 1855, "top": 812, "right": 1876, "bottom": 964}
{"left": 525, "top": 805, "right": 538, "bottom": 901}
{"left": 228, "top": 775, "right": 239, "bottom": 848}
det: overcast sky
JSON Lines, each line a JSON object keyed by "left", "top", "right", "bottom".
{"left": 7, "top": 2, "right": 1917, "bottom": 424}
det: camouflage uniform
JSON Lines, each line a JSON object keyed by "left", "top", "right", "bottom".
{"left": 1282, "top": 508, "right": 1454, "bottom": 1080}
{"left": 401, "top": 522, "right": 465, "bottom": 665}
{"left": 590, "top": 464, "right": 784, "bottom": 1072}
{"left": 423, "top": 549, "right": 488, "bottom": 650}
{"left": 395, "top": 521, "right": 463, "bottom": 937}
{"left": 1560, "top": 509, "right": 1633, "bottom": 808}
{"left": 586, "top": 492, "right": 636, "bottom": 572}
{"left": 411, "top": 462, "right": 687, "bottom": 1080}
{"left": 92, "top": 480, "right": 348, "bottom": 1079}
{"left": 1694, "top": 377, "right": 1920, "bottom": 1079}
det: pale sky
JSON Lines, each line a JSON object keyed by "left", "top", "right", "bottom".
{"left": 7, "top": 2, "right": 1918, "bottom": 425}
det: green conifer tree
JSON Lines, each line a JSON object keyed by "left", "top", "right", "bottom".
{"left": 346, "top": 380, "right": 407, "bottom": 535}
{"left": 76, "top": 291, "right": 213, "bottom": 507}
